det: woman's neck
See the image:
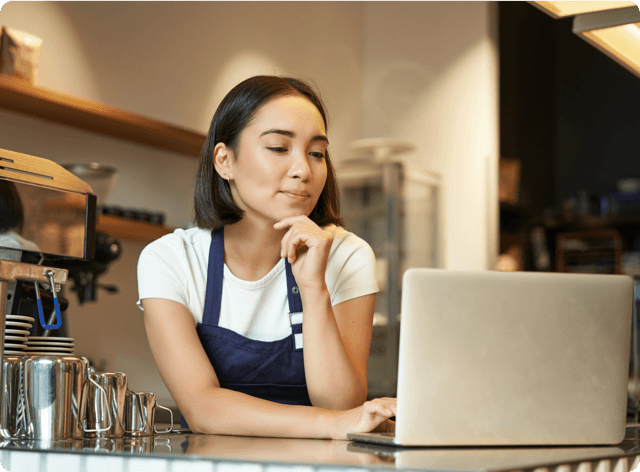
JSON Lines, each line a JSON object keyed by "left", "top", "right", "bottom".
{"left": 223, "top": 217, "right": 285, "bottom": 282}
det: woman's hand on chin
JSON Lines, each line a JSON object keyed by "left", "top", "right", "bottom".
{"left": 328, "top": 397, "right": 397, "bottom": 440}
{"left": 273, "top": 216, "right": 335, "bottom": 291}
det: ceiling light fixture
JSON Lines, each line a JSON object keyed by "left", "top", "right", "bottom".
{"left": 531, "top": 1, "right": 636, "bottom": 19}
{"left": 573, "top": 6, "right": 640, "bottom": 79}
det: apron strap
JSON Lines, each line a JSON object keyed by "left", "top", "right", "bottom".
{"left": 285, "top": 260, "right": 304, "bottom": 350}
{"left": 202, "top": 227, "right": 225, "bottom": 327}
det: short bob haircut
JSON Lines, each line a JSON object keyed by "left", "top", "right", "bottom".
{"left": 194, "top": 75, "right": 344, "bottom": 230}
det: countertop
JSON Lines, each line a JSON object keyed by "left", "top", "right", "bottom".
{"left": 1, "top": 426, "right": 640, "bottom": 472}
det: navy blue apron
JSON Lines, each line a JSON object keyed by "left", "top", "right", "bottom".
{"left": 181, "top": 227, "right": 311, "bottom": 428}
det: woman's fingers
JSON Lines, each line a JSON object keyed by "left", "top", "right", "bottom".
{"left": 370, "top": 418, "right": 395, "bottom": 434}
{"left": 275, "top": 217, "right": 302, "bottom": 258}
{"left": 330, "top": 397, "right": 397, "bottom": 439}
{"left": 369, "top": 398, "right": 396, "bottom": 418}
{"left": 277, "top": 225, "right": 304, "bottom": 263}
{"left": 356, "top": 398, "right": 397, "bottom": 434}
{"left": 285, "top": 231, "right": 314, "bottom": 264}
{"left": 273, "top": 215, "right": 308, "bottom": 232}
{"left": 367, "top": 398, "right": 396, "bottom": 419}
{"left": 369, "top": 397, "right": 397, "bottom": 410}
{"left": 273, "top": 216, "right": 331, "bottom": 264}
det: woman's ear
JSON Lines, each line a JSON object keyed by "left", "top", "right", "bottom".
{"left": 213, "top": 143, "right": 233, "bottom": 181}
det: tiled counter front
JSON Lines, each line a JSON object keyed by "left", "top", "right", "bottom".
{"left": 1, "top": 427, "right": 640, "bottom": 472}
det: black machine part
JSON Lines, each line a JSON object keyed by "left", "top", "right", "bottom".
{"left": 68, "top": 231, "right": 121, "bottom": 304}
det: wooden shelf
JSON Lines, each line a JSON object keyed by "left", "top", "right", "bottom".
{"left": 97, "top": 214, "right": 174, "bottom": 244}
{"left": 0, "top": 75, "right": 205, "bottom": 157}
{"left": 556, "top": 229, "right": 622, "bottom": 274}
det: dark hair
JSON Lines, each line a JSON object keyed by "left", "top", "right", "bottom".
{"left": 194, "top": 75, "right": 343, "bottom": 230}
{"left": 0, "top": 180, "right": 24, "bottom": 233}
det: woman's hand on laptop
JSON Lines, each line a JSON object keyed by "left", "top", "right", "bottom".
{"left": 330, "top": 397, "right": 396, "bottom": 440}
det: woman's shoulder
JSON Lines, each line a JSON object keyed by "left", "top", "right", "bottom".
{"left": 327, "top": 224, "right": 369, "bottom": 246}
{"left": 326, "top": 225, "right": 374, "bottom": 260}
{"left": 324, "top": 225, "right": 378, "bottom": 302}
{"left": 141, "top": 226, "right": 211, "bottom": 258}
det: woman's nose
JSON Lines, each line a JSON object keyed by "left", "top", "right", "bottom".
{"left": 288, "top": 152, "right": 311, "bottom": 180}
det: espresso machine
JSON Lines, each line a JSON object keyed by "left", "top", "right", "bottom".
{"left": 0, "top": 147, "right": 102, "bottom": 403}
{"left": 0, "top": 147, "right": 178, "bottom": 445}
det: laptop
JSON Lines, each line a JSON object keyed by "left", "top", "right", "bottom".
{"left": 348, "top": 269, "right": 633, "bottom": 446}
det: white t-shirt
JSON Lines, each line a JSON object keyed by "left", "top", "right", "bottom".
{"left": 137, "top": 226, "right": 378, "bottom": 342}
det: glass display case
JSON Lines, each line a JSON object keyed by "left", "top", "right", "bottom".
{"left": 337, "top": 159, "right": 442, "bottom": 397}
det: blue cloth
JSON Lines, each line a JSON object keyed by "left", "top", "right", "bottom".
{"left": 181, "top": 227, "right": 310, "bottom": 429}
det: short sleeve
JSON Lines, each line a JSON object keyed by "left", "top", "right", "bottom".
{"left": 326, "top": 229, "right": 379, "bottom": 306}
{"left": 137, "top": 237, "right": 189, "bottom": 311}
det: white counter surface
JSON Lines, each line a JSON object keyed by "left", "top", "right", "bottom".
{"left": 1, "top": 426, "right": 640, "bottom": 472}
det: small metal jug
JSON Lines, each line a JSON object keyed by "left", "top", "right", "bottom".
{"left": 85, "top": 372, "right": 127, "bottom": 438}
{"left": 123, "top": 389, "right": 173, "bottom": 437}
{"left": 0, "top": 355, "right": 24, "bottom": 439}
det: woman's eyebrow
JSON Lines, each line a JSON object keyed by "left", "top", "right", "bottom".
{"left": 260, "top": 129, "right": 294, "bottom": 138}
{"left": 260, "top": 129, "right": 329, "bottom": 144}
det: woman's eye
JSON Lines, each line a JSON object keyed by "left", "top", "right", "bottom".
{"left": 267, "top": 147, "right": 288, "bottom": 153}
{"left": 309, "top": 151, "right": 326, "bottom": 159}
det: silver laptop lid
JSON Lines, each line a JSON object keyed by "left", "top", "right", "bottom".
{"left": 395, "top": 269, "right": 632, "bottom": 446}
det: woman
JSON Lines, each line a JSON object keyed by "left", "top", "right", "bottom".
{"left": 137, "top": 76, "right": 396, "bottom": 439}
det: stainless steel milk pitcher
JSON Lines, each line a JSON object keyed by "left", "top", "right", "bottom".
{"left": 22, "top": 355, "right": 110, "bottom": 440}
{"left": 0, "top": 355, "right": 24, "bottom": 439}
{"left": 85, "top": 372, "right": 127, "bottom": 438}
{"left": 123, "top": 389, "right": 173, "bottom": 437}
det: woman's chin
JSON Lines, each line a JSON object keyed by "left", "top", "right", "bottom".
{"left": 276, "top": 207, "right": 313, "bottom": 220}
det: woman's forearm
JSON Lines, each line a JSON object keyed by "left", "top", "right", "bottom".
{"left": 300, "top": 285, "right": 368, "bottom": 410}
{"left": 183, "top": 385, "right": 396, "bottom": 441}
{"left": 185, "top": 387, "right": 337, "bottom": 438}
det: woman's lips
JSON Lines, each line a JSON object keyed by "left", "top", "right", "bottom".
{"left": 281, "top": 191, "right": 310, "bottom": 200}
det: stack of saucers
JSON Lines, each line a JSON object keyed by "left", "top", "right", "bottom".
{"left": 25, "top": 336, "right": 75, "bottom": 356}
{"left": 4, "top": 315, "right": 34, "bottom": 355}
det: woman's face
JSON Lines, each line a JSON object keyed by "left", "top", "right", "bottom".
{"left": 225, "top": 95, "right": 329, "bottom": 225}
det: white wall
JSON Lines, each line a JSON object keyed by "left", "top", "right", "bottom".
{"left": 0, "top": 1, "right": 498, "bottom": 407}
{"left": 360, "top": 1, "right": 499, "bottom": 270}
